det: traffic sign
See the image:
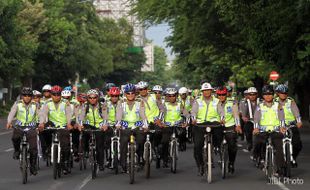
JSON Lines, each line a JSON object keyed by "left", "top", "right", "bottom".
{"left": 269, "top": 71, "right": 279, "bottom": 81}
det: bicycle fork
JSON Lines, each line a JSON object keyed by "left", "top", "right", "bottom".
{"left": 51, "top": 133, "right": 61, "bottom": 164}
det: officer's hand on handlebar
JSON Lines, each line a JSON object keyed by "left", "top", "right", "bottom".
{"left": 101, "top": 125, "right": 108, "bottom": 132}
{"left": 115, "top": 125, "right": 121, "bottom": 130}
{"left": 297, "top": 122, "right": 302, "bottom": 129}
{"left": 235, "top": 125, "right": 242, "bottom": 134}
{"left": 191, "top": 120, "right": 197, "bottom": 126}
{"left": 253, "top": 128, "right": 259, "bottom": 135}
{"left": 6, "top": 123, "right": 12, "bottom": 129}
{"left": 67, "top": 123, "right": 73, "bottom": 130}
{"left": 38, "top": 123, "right": 45, "bottom": 131}
{"left": 280, "top": 127, "right": 286, "bottom": 134}
{"left": 142, "top": 127, "right": 149, "bottom": 132}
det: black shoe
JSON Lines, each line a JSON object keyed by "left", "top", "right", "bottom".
{"left": 228, "top": 162, "right": 235, "bottom": 174}
{"left": 30, "top": 166, "right": 38, "bottom": 175}
{"left": 74, "top": 156, "right": 79, "bottom": 162}
{"left": 156, "top": 158, "right": 160, "bottom": 169}
{"left": 13, "top": 151, "right": 20, "bottom": 160}
{"left": 84, "top": 151, "right": 89, "bottom": 158}
{"left": 63, "top": 168, "right": 69, "bottom": 175}
{"left": 121, "top": 166, "right": 128, "bottom": 173}
{"left": 99, "top": 164, "right": 105, "bottom": 171}
{"left": 247, "top": 144, "right": 253, "bottom": 151}
{"left": 197, "top": 166, "right": 204, "bottom": 176}
{"left": 291, "top": 161, "right": 298, "bottom": 168}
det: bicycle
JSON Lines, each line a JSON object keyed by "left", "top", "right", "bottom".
{"left": 220, "top": 129, "right": 235, "bottom": 179}
{"left": 45, "top": 126, "right": 65, "bottom": 180}
{"left": 127, "top": 128, "right": 138, "bottom": 184}
{"left": 110, "top": 127, "right": 120, "bottom": 174}
{"left": 283, "top": 125, "right": 296, "bottom": 178}
{"left": 143, "top": 129, "right": 156, "bottom": 178}
{"left": 197, "top": 122, "right": 221, "bottom": 184}
{"left": 83, "top": 126, "right": 102, "bottom": 179}
{"left": 15, "top": 126, "right": 37, "bottom": 184}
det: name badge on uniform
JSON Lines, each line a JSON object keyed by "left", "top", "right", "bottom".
{"left": 227, "top": 106, "right": 232, "bottom": 113}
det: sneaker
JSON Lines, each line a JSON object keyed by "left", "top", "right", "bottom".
{"left": 30, "top": 166, "right": 38, "bottom": 175}
{"left": 99, "top": 164, "right": 105, "bottom": 171}
{"left": 228, "top": 162, "right": 235, "bottom": 174}
{"left": 291, "top": 161, "right": 298, "bottom": 168}
{"left": 163, "top": 161, "right": 168, "bottom": 168}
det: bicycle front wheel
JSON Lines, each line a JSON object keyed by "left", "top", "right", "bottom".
{"left": 144, "top": 143, "right": 151, "bottom": 178}
{"left": 171, "top": 141, "right": 177, "bottom": 174}
{"left": 129, "top": 143, "right": 135, "bottom": 184}
{"left": 284, "top": 143, "right": 291, "bottom": 178}
{"left": 21, "top": 146, "right": 28, "bottom": 184}
{"left": 207, "top": 142, "right": 212, "bottom": 183}
{"left": 221, "top": 143, "right": 228, "bottom": 179}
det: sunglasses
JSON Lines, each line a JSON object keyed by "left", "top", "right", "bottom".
{"left": 217, "top": 94, "right": 227, "bottom": 96}
{"left": 33, "top": 96, "right": 41, "bottom": 99}
{"left": 168, "top": 95, "right": 176, "bottom": 97}
{"left": 23, "top": 94, "right": 32, "bottom": 97}
{"left": 88, "top": 96, "right": 97, "bottom": 100}
{"left": 111, "top": 95, "right": 119, "bottom": 98}
{"left": 249, "top": 93, "right": 257, "bottom": 96}
{"left": 154, "top": 92, "right": 162, "bottom": 94}
{"left": 263, "top": 93, "right": 273, "bottom": 96}
{"left": 139, "top": 88, "right": 147, "bottom": 91}
{"left": 51, "top": 93, "right": 61, "bottom": 96}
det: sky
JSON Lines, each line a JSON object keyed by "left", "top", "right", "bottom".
{"left": 145, "top": 24, "right": 175, "bottom": 61}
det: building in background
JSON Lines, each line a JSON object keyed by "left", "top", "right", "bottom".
{"left": 93, "top": 0, "right": 154, "bottom": 71}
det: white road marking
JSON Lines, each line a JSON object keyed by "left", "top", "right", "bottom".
{"left": 0, "top": 131, "right": 12, "bottom": 136}
{"left": 47, "top": 181, "right": 64, "bottom": 190}
{"left": 277, "top": 181, "right": 290, "bottom": 190}
{"left": 4, "top": 148, "right": 13, "bottom": 152}
{"left": 75, "top": 174, "right": 92, "bottom": 190}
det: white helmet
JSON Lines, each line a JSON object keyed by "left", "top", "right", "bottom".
{"left": 87, "top": 89, "right": 99, "bottom": 96}
{"left": 247, "top": 87, "right": 258, "bottom": 93}
{"left": 152, "top": 85, "right": 163, "bottom": 92}
{"left": 32, "top": 90, "right": 42, "bottom": 96}
{"left": 178, "top": 87, "right": 188, "bottom": 94}
{"left": 61, "top": 90, "right": 71, "bottom": 97}
{"left": 165, "top": 88, "right": 177, "bottom": 95}
{"left": 136, "top": 81, "right": 148, "bottom": 89}
{"left": 42, "top": 84, "right": 52, "bottom": 91}
{"left": 244, "top": 90, "right": 248, "bottom": 94}
{"left": 201, "top": 82, "right": 213, "bottom": 90}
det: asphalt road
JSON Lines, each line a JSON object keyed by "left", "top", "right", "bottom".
{"left": 0, "top": 119, "right": 309, "bottom": 190}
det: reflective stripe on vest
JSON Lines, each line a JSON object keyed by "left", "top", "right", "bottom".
{"left": 197, "top": 97, "right": 220, "bottom": 123}
{"left": 47, "top": 101, "right": 67, "bottom": 127}
{"left": 259, "top": 102, "right": 280, "bottom": 131}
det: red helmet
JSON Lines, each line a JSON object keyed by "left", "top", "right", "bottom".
{"left": 51, "top": 85, "right": 62, "bottom": 93}
{"left": 216, "top": 86, "right": 227, "bottom": 95}
{"left": 109, "top": 87, "right": 121, "bottom": 96}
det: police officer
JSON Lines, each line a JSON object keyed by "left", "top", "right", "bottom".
{"left": 39, "top": 85, "right": 73, "bottom": 175}
{"left": 216, "top": 86, "right": 242, "bottom": 173}
{"left": 161, "top": 88, "right": 189, "bottom": 167}
{"left": 7, "top": 87, "right": 39, "bottom": 175}
{"left": 115, "top": 84, "right": 148, "bottom": 172}
{"left": 240, "top": 87, "right": 260, "bottom": 151}
{"left": 191, "top": 82, "right": 224, "bottom": 176}
{"left": 275, "top": 84, "right": 302, "bottom": 167}
{"left": 253, "top": 85, "right": 286, "bottom": 176}
{"left": 79, "top": 89, "right": 112, "bottom": 171}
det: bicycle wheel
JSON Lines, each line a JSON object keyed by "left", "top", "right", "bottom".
{"left": 266, "top": 148, "right": 273, "bottom": 181}
{"left": 207, "top": 142, "right": 212, "bottom": 184}
{"left": 144, "top": 143, "right": 151, "bottom": 178}
{"left": 90, "top": 147, "right": 97, "bottom": 179}
{"left": 129, "top": 143, "right": 135, "bottom": 184}
{"left": 171, "top": 141, "right": 177, "bottom": 174}
{"left": 21, "top": 146, "right": 28, "bottom": 184}
{"left": 113, "top": 142, "right": 119, "bottom": 175}
{"left": 284, "top": 143, "right": 291, "bottom": 178}
{"left": 79, "top": 153, "right": 84, "bottom": 171}
{"left": 53, "top": 146, "right": 58, "bottom": 180}
{"left": 221, "top": 143, "right": 228, "bottom": 179}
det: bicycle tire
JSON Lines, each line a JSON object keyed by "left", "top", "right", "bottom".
{"left": 266, "top": 147, "right": 273, "bottom": 181}
{"left": 113, "top": 142, "right": 119, "bottom": 175}
{"left": 285, "top": 143, "right": 291, "bottom": 178}
{"left": 221, "top": 143, "right": 228, "bottom": 179}
{"left": 171, "top": 141, "right": 177, "bottom": 174}
{"left": 207, "top": 142, "right": 212, "bottom": 184}
{"left": 129, "top": 143, "right": 135, "bottom": 184}
{"left": 21, "top": 146, "right": 28, "bottom": 184}
{"left": 144, "top": 143, "right": 151, "bottom": 178}
{"left": 90, "top": 147, "right": 97, "bottom": 179}
{"left": 53, "top": 146, "right": 58, "bottom": 180}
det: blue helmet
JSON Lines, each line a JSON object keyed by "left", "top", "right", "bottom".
{"left": 64, "top": 86, "right": 72, "bottom": 91}
{"left": 124, "top": 83, "right": 136, "bottom": 93}
{"left": 275, "top": 84, "right": 288, "bottom": 94}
